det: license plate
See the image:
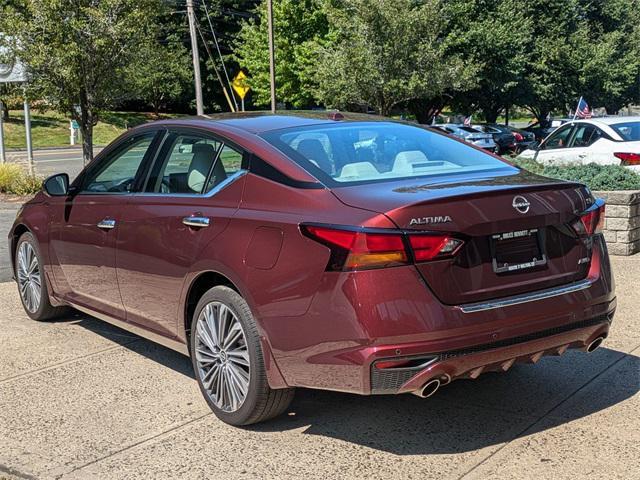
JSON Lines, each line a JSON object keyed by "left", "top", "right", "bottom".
{"left": 490, "top": 229, "right": 547, "bottom": 273}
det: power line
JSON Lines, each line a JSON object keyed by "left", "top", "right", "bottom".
{"left": 201, "top": 0, "right": 239, "bottom": 111}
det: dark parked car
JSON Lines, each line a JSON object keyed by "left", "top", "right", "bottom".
{"left": 9, "top": 112, "right": 615, "bottom": 426}
{"left": 473, "top": 123, "right": 536, "bottom": 154}
{"left": 433, "top": 124, "right": 498, "bottom": 152}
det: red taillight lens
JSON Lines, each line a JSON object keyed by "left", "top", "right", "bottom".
{"left": 575, "top": 204, "right": 605, "bottom": 236}
{"left": 409, "top": 235, "right": 464, "bottom": 262}
{"left": 513, "top": 132, "right": 524, "bottom": 142}
{"left": 614, "top": 152, "right": 640, "bottom": 166}
{"left": 303, "top": 226, "right": 407, "bottom": 270}
{"left": 302, "top": 225, "right": 464, "bottom": 270}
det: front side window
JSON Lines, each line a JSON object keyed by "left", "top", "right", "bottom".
{"left": 83, "top": 134, "right": 155, "bottom": 193}
{"left": 542, "top": 125, "right": 573, "bottom": 150}
{"left": 260, "top": 122, "right": 514, "bottom": 186}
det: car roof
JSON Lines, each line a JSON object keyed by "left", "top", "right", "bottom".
{"left": 575, "top": 116, "right": 640, "bottom": 126}
{"left": 151, "top": 111, "right": 393, "bottom": 134}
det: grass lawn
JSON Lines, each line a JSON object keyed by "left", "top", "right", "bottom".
{"left": 1, "top": 110, "right": 180, "bottom": 149}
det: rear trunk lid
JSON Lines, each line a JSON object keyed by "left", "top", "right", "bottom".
{"left": 331, "top": 169, "right": 594, "bottom": 305}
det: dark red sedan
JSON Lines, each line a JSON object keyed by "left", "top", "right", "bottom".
{"left": 9, "top": 112, "right": 615, "bottom": 425}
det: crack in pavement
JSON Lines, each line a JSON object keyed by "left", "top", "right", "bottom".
{"left": 0, "top": 340, "right": 141, "bottom": 386}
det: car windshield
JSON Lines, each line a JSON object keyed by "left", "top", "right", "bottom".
{"left": 611, "top": 122, "right": 640, "bottom": 141}
{"left": 260, "top": 122, "right": 514, "bottom": 185}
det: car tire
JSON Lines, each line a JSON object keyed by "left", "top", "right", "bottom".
{"left": 190, "top": 285, "right": 295, "bottom": 426}
{"left": 15, "top": 232, "right": 69, "bottom": 321}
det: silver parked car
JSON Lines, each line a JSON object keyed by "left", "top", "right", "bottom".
{"left": 434, "top": 124, "right": 498, "bottom": 152}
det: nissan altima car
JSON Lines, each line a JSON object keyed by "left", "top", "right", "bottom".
{"left": 518, "top": 117, "right": 640, "bottom": 171}
{"left": 9, "top": 112, "right": 615, "bottom": 426}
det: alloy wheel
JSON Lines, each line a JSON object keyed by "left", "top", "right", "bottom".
{"left": 17, "top": 242, "right": 41, "bottom": 313}
{"left": 194, "top": 301, "right": 250, "bottom": 413}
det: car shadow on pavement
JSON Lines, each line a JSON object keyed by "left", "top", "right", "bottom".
{"left": 253, "top": 348, "right": 639, "bottom": 455}
{"left": 75, "top": 315, "right": 639, "bottom": 455}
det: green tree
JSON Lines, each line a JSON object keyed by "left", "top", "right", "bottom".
{"left": 314, "top": 0, "right": 471, "bottom": 117}
{"left": 444, "top": 0, "right": 533, "bottom": 123}
{"left": 575, "top": 0, "right": 640, "bottom": 114}
{"left": 130, "top": 38, "right": 192, "bottom": 117}
{"left": 0, "top": 0, "right": 162, "bottom": 164}
{"left": 234, "top": 0, "right": 328, "bottom": 108}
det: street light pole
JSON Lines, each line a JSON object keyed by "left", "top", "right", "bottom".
{"left": 266, "top": 0, "right": 276, "bottom": 114}
{"left": 187, "top": 0, "right": 204, "bottom": 116}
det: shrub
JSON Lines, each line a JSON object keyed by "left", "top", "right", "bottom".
{"left": 0, "top": 163, "right": 43, "bottom": 195}
{"left": 510, "top": 158, "right": 640, "bottom": 191}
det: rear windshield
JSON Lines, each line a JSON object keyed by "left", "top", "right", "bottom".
{"left": 611, "top": 122, "right": 640, "bottom": 141}
{"left": 260, "top": 122, "right": 513, "bottom": 186}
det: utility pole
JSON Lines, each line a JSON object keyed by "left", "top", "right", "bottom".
{"left": 187, "top": 0, "right": 204, "bottom": 116}
{"left": 266, "top": 0, "right": 276, "bottom": 114}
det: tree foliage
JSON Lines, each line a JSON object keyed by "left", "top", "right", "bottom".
{"left": 0, "top": 0, "right": 165, "bottom": 163}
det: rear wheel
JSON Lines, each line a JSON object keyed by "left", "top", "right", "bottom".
{"left": 15, "top": 232, "right": 68, "bottom": 321}
{"left": 190, "top": 286, "right": 295, "bottom": 426}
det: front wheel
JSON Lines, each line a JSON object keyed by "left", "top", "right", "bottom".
{"left": 15, "top": 232, "right": 68, "bottom": 321}
{"left": 190, "top": 286, "right": 295, "bottom": 426}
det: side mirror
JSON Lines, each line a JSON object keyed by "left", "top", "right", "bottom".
{"left": 43, "top": 173, "right": 70, "bottom": 196}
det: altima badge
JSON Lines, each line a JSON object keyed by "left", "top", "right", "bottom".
{"left": 512, "top": 195, "right": 530, "bottom": 214}
{"left": 409, "top": 215, "right": 453, "bottom": 226}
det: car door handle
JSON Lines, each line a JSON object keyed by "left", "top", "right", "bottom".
{"left": 97, "top": 218, "right": 116, "bottom": 230}
{"left": 183, "top": 216, "right": 210, "bottom": 228}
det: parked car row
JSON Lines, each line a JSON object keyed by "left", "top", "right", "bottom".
{"left": 433, "top": 123, "right": 536, "bottom": 154}
{"left": 517, "top": 117, "right": 640, "bottom": 170}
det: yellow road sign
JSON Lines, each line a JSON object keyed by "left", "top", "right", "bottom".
{"left": 232, "top": 71, "right": 251, "bottom": 100}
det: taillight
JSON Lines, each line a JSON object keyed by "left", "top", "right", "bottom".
{"left": 613, "top": 152, "right": 640, "bottom": 166}
{"left": 409, "top": 234, "right": 464, "bottom": 262}
{"left": 513, "top": 132, "right": 524, "bottom": 142}
{"left": 301, "top": 225, "right": 464, "bottom": 271}
{"left": 574, "top": 203, "right": 605, "bottom": 236}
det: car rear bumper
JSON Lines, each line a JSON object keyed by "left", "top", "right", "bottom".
{"left": 371, "top": 312, "right": 612, "bottom": 394}
{"left": 263, "top": 236, "right": 615, "bottom": 395}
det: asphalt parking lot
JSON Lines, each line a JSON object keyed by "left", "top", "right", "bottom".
{"left": 0, "top": 257, "right": 638, "bottom": 479}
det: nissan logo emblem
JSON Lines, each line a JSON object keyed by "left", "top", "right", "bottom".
{"left": 512, "top": 195, "right": 530, "bottom": 214}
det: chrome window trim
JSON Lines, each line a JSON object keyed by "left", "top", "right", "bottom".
{"left": 129, "top": 169, "right": 247, "bottom": 199}
{"left": 458, "top": 278, "right": 594, "bottom": 313}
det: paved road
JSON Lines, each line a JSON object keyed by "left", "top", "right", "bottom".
{"left": 4, "top": 147, "right": 102, "bottom": 180}
{"left": 0, "top": 257, "right": 638, "bottom": 480}
{"left": 0, "top": 204, "right": 20, "bottom": 283}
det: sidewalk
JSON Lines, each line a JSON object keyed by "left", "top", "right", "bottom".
{"left": 0, "top": 256, "right": 638, "bottom": 480}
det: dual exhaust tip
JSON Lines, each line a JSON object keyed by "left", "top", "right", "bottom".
{"left": 412, "top": 336, "right": 606, "bottom": 398}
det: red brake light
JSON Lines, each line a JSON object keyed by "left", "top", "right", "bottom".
{"left": 513, "top": 132, "right": 524, "bottom": 142}
{"left": 303, "top": 226, "right": 407, "bottom": 270}
{"left": 576, "top": 204, "right": 605, "bottom": 236}
{"left": 614, "top": 152, "right": 640, "bottom": 166}
{"left": 302, "top": 225, "right": 464, "bottom": 271}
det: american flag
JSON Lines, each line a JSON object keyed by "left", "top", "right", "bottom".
{"left": 575, "top": 97, "right": 592, "bottom": 119}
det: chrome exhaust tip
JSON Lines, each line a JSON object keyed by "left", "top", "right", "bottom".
{"left": 412, "top": 379, "right": 441, "bottom": 398}
{"left": 586, "top": 336, "right": 605, "bottom": 353}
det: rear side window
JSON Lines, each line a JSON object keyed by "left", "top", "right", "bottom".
{"left": 611, "top": 122, "right": 640, "bottom": 141}
{"left": 570, "top": 124, "right": 602, "bottom": 147}
{"left": 260, "top": 122, "right": 513, "bottom": 186}
{"left": 145, "top": 133, "right": 245, "bottom": 195}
